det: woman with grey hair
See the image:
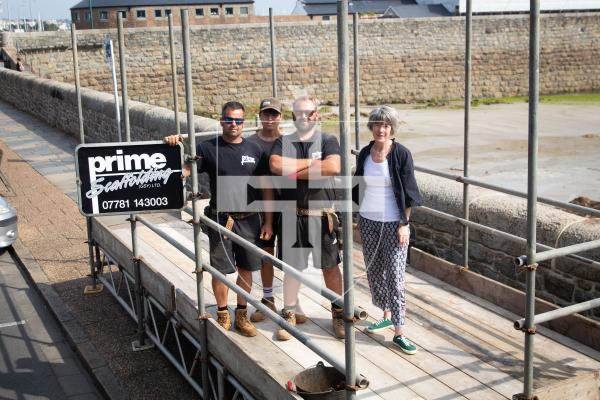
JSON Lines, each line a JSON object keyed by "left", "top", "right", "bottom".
{"left": 353, "top": 105, "right": 422, "bottom": 354}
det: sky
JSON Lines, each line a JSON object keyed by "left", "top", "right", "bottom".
{"left": 0, "top": 0, "right": 297, "bottom": 20}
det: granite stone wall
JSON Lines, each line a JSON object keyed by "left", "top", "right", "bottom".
{"left": 0, "top": 68, "right": 218, "bottom": 143}
{"left": 4, "top": 12, "right": 600, "bottom": 114}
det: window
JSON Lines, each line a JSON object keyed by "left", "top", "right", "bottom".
{"left": 137, "top": 10, "right": 146, "bottom": 19}
{"left": 73, "top": 12, "right": 80, "bottom": 22}
{"left": 85, "top": 11, "right": 91, "bottom": 21}
{"left": 154, "top": 9, "right": 162, "bottom": 18}
{"left": 322, "top": 15, "right": 330, "bottom": 21}
{"left": 164, "top": 9, "right": 172, "bottom": 16}
{"left": 240, "top": 7, "right": 249, "bottom": 16}
{"left": 195, "top": 8, "right": 204, "bottom": 17}
{"left": 210, "top": 7, "right": 219, "bottom": 16}
{"left": 118, "top": 10, "right": 127, "bottom": 19}
{"left": 225, "top": 7, "right": 234, "bottom": 15}
{"left": 99, "top": 10, "right": 108, "bottom": 20}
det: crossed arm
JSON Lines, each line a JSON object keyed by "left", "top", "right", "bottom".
{"left": 269, "top": 154, "right": 341, "bottom": 179}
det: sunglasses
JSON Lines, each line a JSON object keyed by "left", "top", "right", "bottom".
{"left": 293, "top": 109, "right": 317, "bottom": 118}
{"left": 222, "top": 117, "right": 245, "bottom": 125}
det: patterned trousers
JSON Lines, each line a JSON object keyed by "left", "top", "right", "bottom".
{"left": 358, "top": 215, "right": 408, "bottom": 328}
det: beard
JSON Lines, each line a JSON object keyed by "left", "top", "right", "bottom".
{"left": 294, "top": 119, "right": 317, "bottom": 134}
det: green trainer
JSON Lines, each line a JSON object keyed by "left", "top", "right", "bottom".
{"left": 393, "top": 335, "right": 418, "bottom": 355}
{"left": 366, "top": 318, "right": 393, "bottom": 333}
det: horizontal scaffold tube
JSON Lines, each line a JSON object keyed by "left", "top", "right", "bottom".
{"left": 515, "top": 239, "right": 600, "bottom": 267}
{"left": 418, "top": 206, "right": 600, "bottom": 269}
{"left": 183, "top": 207, "right": 368, "bottom": 321}
{"left": 514, "top": 297, "right": 600, "bottom": 330}
{"left": 135, "top": 215, "right": 370, "bottom": 389}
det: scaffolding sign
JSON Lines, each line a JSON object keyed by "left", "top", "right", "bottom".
{"left": 75, "top": 141, "right": 185, "bottom": 216}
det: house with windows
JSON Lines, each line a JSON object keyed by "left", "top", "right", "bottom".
{"left": 292, "top": 0, "right": 600, "bottom": 18}
{"left": 70, "top": 0, "right": 254, "bottom": 29}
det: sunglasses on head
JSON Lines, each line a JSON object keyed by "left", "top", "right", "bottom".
{"left": 222, "top": 117, "right": 245, "bottom": 125}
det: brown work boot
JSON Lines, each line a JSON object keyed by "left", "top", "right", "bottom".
{"left": 235, "top": 308, "right": 257, "bottom": 337}
{"left": 295, "top": 300, "right": 307, "bottom": 324}
{"left": 216, "top": 309, "right": 231, "bottom": 331}
{"left": 277, "top": 309, "right": 296, "bottom": 341}
{"left": 332, "top": 308, "right": 345, "bottom": 339}
{"left": 250, "top": 297, "right": 277, "bottom": 322}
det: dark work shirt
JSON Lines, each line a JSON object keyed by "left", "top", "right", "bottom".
{"left": 247, "top": 131, "right": 279, "bottom": 155}
{"left": 197, "top": 137, "right": 269, "bottom": 211}
{"left": 270, "top": 131, "right": 340, "bottom": 209}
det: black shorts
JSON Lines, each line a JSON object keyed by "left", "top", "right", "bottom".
{"left": 257, "top": 212, "right": 281, "bottom": 249}
{"left": 277, "top": 211, "right": 341, "bottom": 271}
{"left": 207, "top": 212, "right": 263, "bottom": 274}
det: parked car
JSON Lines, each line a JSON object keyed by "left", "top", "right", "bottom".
{"left": 0, "top": 196, "right": 18, "bottom": 248}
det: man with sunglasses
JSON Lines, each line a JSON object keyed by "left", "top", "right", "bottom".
{"left": 165, "top": 101, "right": 273, "bottom": 337}
{"left": 269, "top": 96, "right": 345, "bottom": 340}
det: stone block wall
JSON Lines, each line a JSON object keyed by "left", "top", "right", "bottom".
{"left": 5, "top": 12, "right": 600, "bottom": 114}
{"left": 0, "top": 68, "right": 218, "bottom": 143}
{"left": 412, "top": 173, "right": 600, "bottom": 318}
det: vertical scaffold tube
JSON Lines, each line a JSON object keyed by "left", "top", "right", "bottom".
{"left": 269, "top": 8, "right": 278, "bottom": 98}
{"left": 353, "top": 12, "right": 360, "bottom": 150}
{"left": 180, "top": 9, "right": 209, "bottom": 399}
{"left": 523, "top": 1, "right": 540, "bottom": 398}
{"left": 168, "top": 14, "right": 181, "bottom": 137}
{"left": 72, "top": 25, "right": 98, "bottom": 294}
{"left": 337, "top": 1, "right": 357, "bottom": 399}
{"left": 117, "top": 14, "right": 131, "bottom": 142}
{"left": 462, "top": 0, "right": 472, "bottom": 270}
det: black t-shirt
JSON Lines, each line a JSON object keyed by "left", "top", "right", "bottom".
{"left": 247, "top": 131, "right": 279, "bottom": 155}
{"left": 270, "top": 131, "right": 340, "bottom": 209}
{"left": 197, "top": 137, "right": 269, "bottom": 211}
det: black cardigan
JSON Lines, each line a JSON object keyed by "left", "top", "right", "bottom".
{"left": 352, "top": 140, "right": 422, "bottom": 225}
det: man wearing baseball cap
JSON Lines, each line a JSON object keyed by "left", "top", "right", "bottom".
{"left": 246, "top": 98, "right": 290, "bottom": 326}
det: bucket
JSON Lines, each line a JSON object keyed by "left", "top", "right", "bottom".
{"left": 289, "top": 362, "right": 346, "bottom": 400}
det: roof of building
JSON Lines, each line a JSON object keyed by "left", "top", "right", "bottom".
{"left": 293, "top": 0, "right": 430, "bottom": 16}
{"left": 71, "top": 0, "right": 254, "bottom": 10}
{"left": 383, "top": 4, "right": 451, "bottom": 18}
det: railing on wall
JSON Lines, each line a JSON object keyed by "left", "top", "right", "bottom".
{"left": 68, "top": 2, "right": 600, "bottom": 400}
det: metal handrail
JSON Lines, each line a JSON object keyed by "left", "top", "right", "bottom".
{"left": 514, "top": 298, "right": 600, "bottom": 330}
{"left": 135, "top": 214, "right": 370, "bottom": 389}
{"left": 515, "top": 239, "right": 600, "bottom": 267}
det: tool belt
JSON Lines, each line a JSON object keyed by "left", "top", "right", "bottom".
{"left": 208, "top": 208, "right": 257, "bottom": 235}
{"left": 295, "top": 207, "right": 336, "bottom": 234}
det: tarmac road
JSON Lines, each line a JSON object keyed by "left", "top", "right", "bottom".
{"left": 0, "top": 248, "right": 103, "bottom": 400}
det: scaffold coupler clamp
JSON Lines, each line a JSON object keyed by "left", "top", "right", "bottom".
{"left": 343, "top": 314, "right": 358, "bottom": 324}
{"left": 197, "top": 313, "right": 211, "bottom": 321}
{"left": 519, "top": 325, "right": 537, "bottom": 335}
{"left": 186, "top": 154, "right": 202, "bottom": 163}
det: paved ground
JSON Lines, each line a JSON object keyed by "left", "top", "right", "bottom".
{"left": 0, "top": 100, "right": 196, "bottom": 399}
{"left": 0, "top": 249, "right": 102, "bottom": 400}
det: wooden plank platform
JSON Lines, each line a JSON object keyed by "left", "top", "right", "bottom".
{"left": 91, "top": 212, "right": 600, "bottom": 400}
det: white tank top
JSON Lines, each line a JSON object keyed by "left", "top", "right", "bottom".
{"left": 359, "top": 155, "right": 401, "bottom": 222}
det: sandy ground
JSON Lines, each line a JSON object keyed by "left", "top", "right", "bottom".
{"left": 318, "top": 102, "right": 600, "bottom": 202}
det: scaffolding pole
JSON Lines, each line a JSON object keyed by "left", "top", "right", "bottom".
{"left": 180, "top": 9, "right": 210, "bottom": 399}
{"left": 168, "top": 14, "right": 180, "bottom": 137}
{"left": 521, "top": 1, "right": 540, "bottom": 398}
{"left": 462, "top": 0, "right": 472, "bottom": 271}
